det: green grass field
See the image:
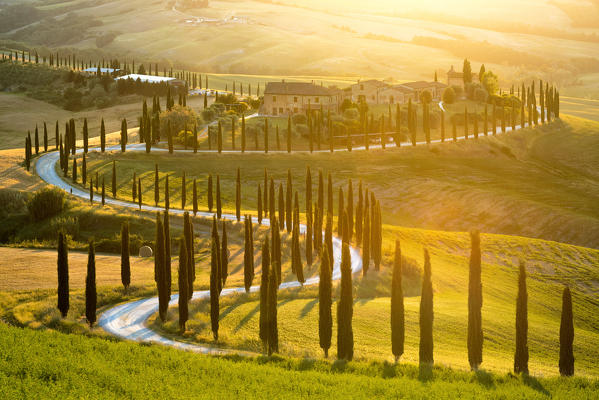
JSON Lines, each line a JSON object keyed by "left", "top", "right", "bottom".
{"left": 1, "top": 322, "right": 597, "bottom": 399}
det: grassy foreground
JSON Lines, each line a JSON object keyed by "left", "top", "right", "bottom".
{"left": 1, "top": 323, "right": 596, "bottom": 399}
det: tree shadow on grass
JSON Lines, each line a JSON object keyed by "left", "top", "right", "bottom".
{"left": 473, "top": 369, "right": 496, "bottom": 389}
{"left": 299, "top": 298, "right": 318, "bottom": 318}
{"left": 418, "top": 363, "right": 434, "bottom": 382}
{"left": 233, "top": 303, "right": 260, "bottom": 333}
{"left": 522, "top": 374, "right": 551, "bottom": 397}
{"left": 332, "top": 359, "right": 348, "bottom": 373}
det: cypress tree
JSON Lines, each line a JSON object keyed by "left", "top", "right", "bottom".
{"left": 43, "top": 122, "right": 48, "bottom": 152}
{"left": 218, "top": 121, "right": 223, "bottom": 153}
{"left": 185, "top": 213, "right": 195, "bottom": 299}
{"left": 101, "top": 177, "right": 105, "bottom": 205}
{"left": 132, "top": 172, "right": 137, "bottom": 203}
{"left": 152, "top": 165, "right": 158, "bottom": 206}
{"left": 82, "top": 155, "right": 88, "bottom": 185}
{"left": 138, "top": 179, "right": 142, "bottom": 210}
{"left": 85, "top": 240, "right": 96, "bottom": 327}
{"left": 164, "top": 211, "right": 172, "bottom": 297}
{"left": 121, "top": 222, "right": 130, "bottom": 289}
{"left": 319, "top": 246, "right": 332, "bottom": 357}
{"left": 216, "top": 175, "right": 222, "bottom": 219}
{"left": 559, "top": 286, "right": 575, "bottom": 376}
{"left": 120, "top": 119, "right": 127, "bottom": 152}
{"left": 244, "top": 216, "right": 255, "bottom": 292}
{"left": 356, "top": 181, "right": 363, "bottom": 245}
{"left": 83, "top": 118, "right": 88, "bottom": 153}
{"left": 391, "top": 240, "right": 404, "bottom": 362}
{"left": 165, "top": 174, "right": 170, "bottom": 210}
{"left": 278, "top": 183, "right": 285, "bottom": 230}
{"left": 272, "top": 215, "right": 282, "bottom": 285}
{"left": 259, "top": 239, "right": 270, "bottom": 351}
{"left": 210, "top": 237, "right": 220, "bottom": 341}
{"left": 337, "top": 186, "right": 344, "bottom": 235}
{"left": 221, "top": 220, "right": 228, "bottom": 287}
{"left": 236, "top": 168, "right": 241, "bottom": 221}
{"left": 178, "top": 237, "right": 188, "bottom": 332}
{"left": 373, "top": 200, "right": 382, "bottom": 271}
{"left": 327, "top": 172, "right": 333, "bottom": 216}
{"left": 325, "top": 213, "right": 333, "bottom": 272}
{"left": 89, "top": 178, "right": 93, "bottom": 204}
{"left": 269, "top": 179, "right": 275, "bottom": 220}
{"left": 156, "top": 215, "right": 168, "bottom": 322}
{"left": 72, "top": 157, "right": 77, "bottom": 183}
{"left": 57, "top": 232, "right": 69, "bottom": 318}
{"left": 257, "top": 184, "right": 263, "bottom": 224}
{"left": 25, "top": 136, "right": 31, "bottom": 171}
{"left": 208, "top": 174, "right": 213, "bottom": 212}
{"left": 264, "top": 169, "right": 269, "bottom": 214}
{"left": 111, "top": 161, "right": 117, "bottom": 198}
{"left": 264, "top": 118, "right": 269, "bottom": 153}
{"left": 514, "top": 261, "right": 529, "bottom": 374}
{"left": 419, "top": 249, "right": 434, "bottom": 365}
{"left": 346, "top": 179, "right": 354, "bottom": 242}
{"left": 100, "top": 118, "right": 106, "bottom": 152}
{"left": 362, "top": 196, "right": 370, "bottom": 276}
{"left": 267, "top": 264, "right": 279, "bottom": 356}
{"left": 241, "top": 114, "right": 246, "bottom": 153}
{"left": 34, "top": 125, "right": 39, "bottom": 154}
{"left": 55, "top": 120, "right": 59, "bottom": 150}
{"left": 193, "top": 179, "right": 198, "bottom": 216}
{"left": 468, "top": 231, "right": 483, "bottom": 370}
{"left": 286, "top": 170, "right": 293, "bottom": 233}
{"left": 193, "top": 124, "right": 198, "bottom": 153}
{"left": 337, "top": 242, "right": 353, "bottom": 361}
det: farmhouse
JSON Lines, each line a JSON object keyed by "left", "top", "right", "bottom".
{"left": 447, "top": 65, "right": 479, "bottom": 88}
{"left": 262, "top": 81, "right": 340, "bottom": 116}
{"left": 351, "top": 79, "right": 388, "bottom": 103}
{"left": 115, "top": 74, "right": 186, "bottom": 87}
{"left": 378, "top": 85, "right": 415, "bottom": 104}
{"left": 399, "top": 81, "right": 447, "bottom": 102}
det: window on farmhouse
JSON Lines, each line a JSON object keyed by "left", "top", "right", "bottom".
{"left": 294, "top": 97, "right": 298, "bottom": 102}
{"left": 273, "top": 96, "right": 277, "bottom": 102}
{"left": 315, "top": 97, "right": 319, "bottom": 103}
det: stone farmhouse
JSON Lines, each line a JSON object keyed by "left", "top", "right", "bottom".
{"left": 350, "top": 79, "right": 447, "bottom": 105}
{"left": 447, "top": 65, "right": 478, "bottom": 88}
{"left": 262, "top": 81, "right": 341, "bottom": 116}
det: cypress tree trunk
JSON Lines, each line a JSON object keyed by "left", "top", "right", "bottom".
{"left": 259, "top": 240, "right": 270, "bottom": 351}
{"left": 120, "top": 119, "right": 127, "bottom": 152}
{"left": 286, "top": 170, "right": 293, "bottom": 233}
{"left": 210, "top": 238, "right": 220, "bottom": 341}
{"left": 34, "top": 125, "right": 39, "bottom": 154}
{"left": 57, "top": 232, "right": 69, "bottom": 318}
{"left": 55, "top": 120, "right": 59, "bottom": 150}
{"left": 514, "top": 261, "right": 529, "bottom": 374}
{"left": 419, "top": 249, "right": 434, "bottom": 365}
{"left": 221, "top": 221, "right": 228, "bottom": 287}
{"left": 319, "top": 246, "right": 332, "bottom": 357}
{"left": 267, "top": 266, "right": 279, "bottom": 356}
{"left": 164, "top": 211, "right": 172, "bottom": 297}
{"left": 216, "top": 175, "right": 222, "bottom": 219}
{"left": 559, "top": 286, "right": 575, "bottom": 376}
{"left": 468, "top": 231, "right": 483, "bottom": 370}
{"left": 391, "top": 239, "right": 405, "bottom": 362}
{"left": 236, "top": 168, "right": 241, "bottom": 221}
{"left": 337, "top": 242, "right": 353, "bottom": 361}
{"left": 208, "top": 174, "right": 213, "bottom": 212}
{"left": 72, "top": 158, "right": 77, "bottom": 183}
{"left": 178, "top": 237, "right": 188, "bottom": 332}
{"left": 85, "top": 240, "right": 96, "bottom": 327}
{"left": 121, "top": 222, "right": 130, "bottom": 289}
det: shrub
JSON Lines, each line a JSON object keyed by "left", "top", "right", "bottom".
{"left": 343, "top": 108, "right": 359, "bottom": 120}
{"left": 420, "top": 90, "right": 432, "bottom": 104}
{"left": 474, "top": 88, "right": 488, "bottom": 103}
{"left": 0, "top": 189, "right": 28, "bottom": 218}
{"left": 27, "top": 187, "right": 65, "bottom": 221}
{"left": 49, "top": 216, "right": 79, "bottom": 239}
{"left": 442, "top": 87, "right": 456, "bottom": 104}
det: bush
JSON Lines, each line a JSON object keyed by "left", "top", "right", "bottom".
{"left": 0, "top": 189, "right": 28, "bottom": 218}
{"left": 420, "top": 90, "right": 432, "bottom": 104}
{"left": 292, "top": 114, "right": 307, "bottom": 125}
{"left": 49, "top": 216, "right": 79, "bottom": 239}
{"left": 474, "top": 88, "right": 488, "bottom": 103}
{"left": 343, "top": 108, "right": 359, "bottom": 120}
{"left": 27, "top": 188, "right": 65, "bottom": 221}
{"left": 442, "top": 87, "right": 456, "bottom": 104}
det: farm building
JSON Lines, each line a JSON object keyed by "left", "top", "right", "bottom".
{"left": 262, "top": 81, "right": 341, "bottom": 116}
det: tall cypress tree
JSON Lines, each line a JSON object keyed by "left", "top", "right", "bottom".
{"left": 287, "top": 115, "right": 292, "bottom": 153}
{"left": 120, "top": 119, "right": 127, "bottom": 152}
{"left": 210, "top": 237, "right": 220, "bottom": 341}
{"left": 72, "top": 158, "right": 77, "bottom": 183}
{"left": 85, "top": 240, "right": 97, "bottom": 327}
{"left": 178, "top": 237, "right": 188, "bottom": 332}
{"left": 337, "top": 242, "right": 353, "bottom": 361}
{"left": 325, "top": 213, "right": 333, "bottom": 273}
{"left": 259, "top": 239, "right": 270, "bottom": 351}
{"left": 154, "top": 164, "right": 159, "bottom": 206}
{"left": 264, "top": 118, "right": 269, "bottom": 153}
{"left": 319, "top": 246, "right": 332, "bottom": 357}
{"left": 156, "top": 214, "right": 169, "bottom": 321}
{"left": 327, "top": 172, "right": 333, "bottom": 216}
{"left": 111, "top": 161, "right": 117, "bottom": 198}
{"left": 514, "top": 261, "right": 529, "bottom": 374}
{"left": 559, "top": 286, "right": 574, "bottom": 376}
{"left": 236, "top": 168, "right": 241, "bottom": 221}
{"left": 193, "top": 179, "right": 198, "bottom": 215}
{"left": 468, "top": 231, "right": 483, "bottom": 370}
{"left": 278, "top": 183, "right": 285, "bottom": 230}
{"left": 43, "top": 122, "right": 48, "bottom": 152}
{"left": 217, "top": 121, "right": 223, "bottom": 153}
{"left": 101, "top": 177, "right": 105, "bottom": 205}
{"left": 132, "top": 172, "right": 137, "bottom": 203}
{"left": 216, "top": 175, "right": 222, "bottom": 219}
{"left": 257, "top": 184, "right": 263, "bottom": 224}
{"left": 346, "top": 179, "right": 354, "bottom": 242}
{"left": 356, "top": 181, "right": 363, "bottom": 245}
{"left": 391, "top": 239, "right": 405, "bottom": 362}
{"left": 164, "top": 211, "right": 172, "bottom": 297}
{"left": 184, "top": 213, "right": 195, "bottom": 299}
{"left": 57, "top": 232, "right": 69, "bottom": 318}
{"left": 244, "top": 216, "right": 255, "bottom": 292}
{"left": 269, "top": 179, "right": 275, "bottom": 219}
{"left": 55, "top": 120, "right": 59, "bottom": 150}
{"left": 337, "top": 186, "right": 344, "bottom": 235}
{"left": 181, "top": 172, "right": 186, "bottom": 209}
{"left": 121, "top": 222, "right": 130, "bottom": 290}
{"left": 263, "top": 169, "right": 269, "bottom": 214}
{"left": 138, "top": 179, "right": 142, "bottom": 209}
{"left": 208, "top": 174, "right": 213, "bottom": 212}
{"left": 34, "top": 125, "right": 39, "bottom": 154}
{"left": 100, "top": 118, "right": 106, "bottom": 152}
{"left": 362, "top": 196, "right": 370, "bottom": 276}
{"left": 221, "top": 221, "right": 228, "bottom": 287}
{"left": 267, "top": 264, "right": 279, "bottom": 356}
{"left": 83, "top": 118, "right": 88, "bottom": 153}
{"left": 419, "top": 249, "right": 434, "bottom": 365}
{"left": 286, "top": 170, "right": 293, "bottom": 233}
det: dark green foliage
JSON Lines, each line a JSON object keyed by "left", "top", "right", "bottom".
{"left": 43, "top": 122, "right": 48, "bottom": 152}
{"left": 154, "top": 165, "right": 159, "bottom": 206}
{"left": 84, "top": 240, "right": 96, "bottom": 327}
{"left": 286, "top": 170, "right": 293, "bottom": 233}
{"left": 319, "top": 246, "right": 332, "bottom": 358}
{"left": 121, "top": 222, "right": 130, "bottom": 289}
{"left": 184, "top": 213, "right": 195, "bottom": 300}
{"left": 156, "top": 214, "right": 168, "bottom": 322}
{"left": 272, "top": 216, "right": 282, "bottom": 286}
{"left": 347, "top": 179, "right": 354, "bottom": 242}
{"left": 236, "top": 168, "right": 241, "bottom": 221}
{"left": 362, "top": 196, "right": 370, "bottom": 276}
{"left": 278, "top": 183, "right": 285, "bottom": 230}
{"left": 34, "top": 125, "right": 39, "bottom": 154}
{"left": 208, "top": 174, "right": 213, "bottom": 212}
{"left": 269, "top": 179, "right": 275, "bottom": 220}
{"left": 218, "top": 121, "right": 223, "bottom": 153}
{"left": 468, "top": 231, "right": 483, "bottom": 370}
{"left": 244, "top": 215, "right": 254, "bottom": 293}
{"left": 178, "top": 237, "right": 188, "bottom": 332}
{"left": 257, "top": 184, "right": 263, "bottom": 224}
{"left": 325, "top": 213, "right": 333, "bottom": 273}
{"left": 193, "top": 179, "right": 198, "bottom": 216}
{"left": 338, "top": 186, "right": 344, "bottom": 235}
{"left": 83, "top": 118, "right": 88, "bottom": 153}
{"left": 463, "top": 58, "right": 472, "bottom": 84}
{"left": 514, "top": 261, "right": 529, "bottom": 374}
{"left": 181, "top": 171, "right": 186, "bottom": 209}
{"left": 327, "top": 172, "right": 333, "bottom": 216}
{"left": 306, "top": 166, "right": 312, "bottom": 265}
{"left": 337, "top": 242, "right": 353, "bottom": 361}
{"left": 120, "top": 119, "right": 127, "bottom": 152}
{"left": 559, "top": 286, "right": 575, "bottom": 376}
{"left": 164, "top": 211, "right": 172, "bottom": 297}
{"left": 164, "top": 174, "right": 171, "bottom": 210}
{"left": 419, "top": 249, "right": 434, "bottom": 365}
{"left": 111, "top": 161, "right": 117, "bottom": 198}
{"left": 100, "top": 118, "right": 106, "bottom": 152}
{"left": 221, "top": 221, "right": 228, "bottom": 287}
{"left": 210, "top": 238, "right": 220, "bottom": 341}
{"left": 57, "top": 232, "right": 69, "bottom": 318}
{"left": 216, "top": 175, "right": 222, "bottom": 219}
{"left": 72, "top": 157, "right": 77, "bottom": 183}
{"left": 24, "top": 135, "right": 31, "bottom": 171}
{"left": 259, "top": 239, "right": 270, "bottom": 350}
{"left": 27, "top": 187, "right": 64, "bottom": 221}
{"left": 391, "top": 240, "right": 404, "bottom": 362}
